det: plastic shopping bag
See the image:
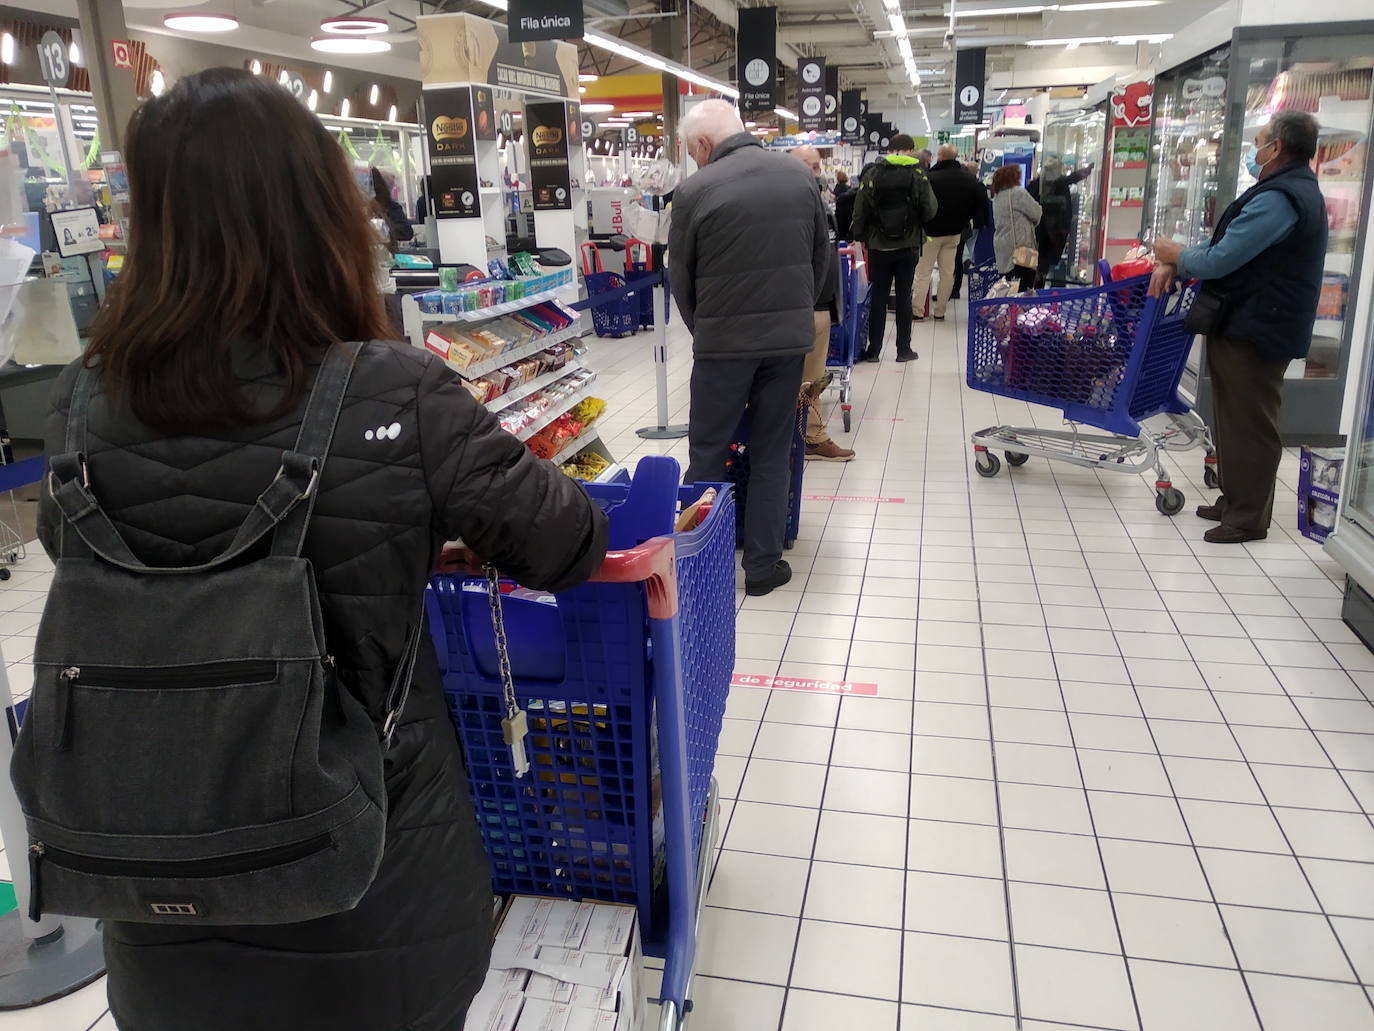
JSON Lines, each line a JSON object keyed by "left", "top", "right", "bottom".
{"left": 6, "top": 278, "right": 81, "bottom": 366}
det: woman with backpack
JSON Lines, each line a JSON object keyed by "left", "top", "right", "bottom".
{"left": 990, "top": 163, "right": 1042, "bottom": 292}
{"left": 23, "top": 68, "right": 609, "bottom": 1031}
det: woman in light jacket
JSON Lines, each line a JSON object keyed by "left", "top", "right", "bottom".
{"left": 990, "top": 163, "right": 1042, "bottom": 292}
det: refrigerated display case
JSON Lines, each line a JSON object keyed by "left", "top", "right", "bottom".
{"left": 1325, "top": 311, "right": 1374, "bottom": 639}
{"left": 1145, "top": 25, "right": 1374, "bottom": 444}
{"left": 1040, "top": 104, "right": 1107, "bottom": 286}
{"left": 1101, "top": 80, "right": 1154, "bottom": 269}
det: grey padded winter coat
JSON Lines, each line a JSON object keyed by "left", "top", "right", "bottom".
{"left": 668, "top": 133, "right": 831, "bottom": 360}
{"left": 37, "top": 340, "right": 609, "bottom": 1031}
{"left": 992, "top": 185, "right": 1042, "bottom": 274}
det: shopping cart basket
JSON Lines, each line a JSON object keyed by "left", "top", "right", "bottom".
{"left": 726, "top": 403, "right": 806, "bottom": 550}
{"left": 580, "top": 242, "right": 640, "bottom": 338}
{"left": 965, "top": 258, "right": 1002, "bottom": 303}
{"left": 429, "top": 456, "right": 735, "bottom": 1030}
{"left": 625, "top": 238, "right": 662, "bottom": 331}
{"left": 825, "top": 245, "right": 868, "bottom": 432}
{"left": 966, "top": 271, "right": 1212, "bottom": 515}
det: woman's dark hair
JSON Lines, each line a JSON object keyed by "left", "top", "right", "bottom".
{"left": 990, "top": 163, "right": 1022, "bottom": 195}
{"left": 87, "top": 67, "right": 391, "bottom": 433}
{"left": 835, "top": 169, "right": 848, "bottom": 184}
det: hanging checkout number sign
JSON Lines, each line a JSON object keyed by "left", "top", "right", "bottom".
{"left": 37, "top": 31, "right": 70, "bottom": 88}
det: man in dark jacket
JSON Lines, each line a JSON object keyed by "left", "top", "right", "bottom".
{"left": 913, "top": 144, "right": 987, "bottom": 319}
{"left": 1151, "top": 111, "right": 1328, "bottom": 544}
{"left": 670, "top": 99, "right": 830, "bottom": 595}
{"left": 791, "top": 145, "right": 856, "bottom": 463}
{"left": 1027, "top": 156, "right": 1093, "bottom": 286}
{"left": 850, "top": 134, "right": 938, "bottom": 363}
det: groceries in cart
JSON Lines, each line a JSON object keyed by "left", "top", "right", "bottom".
{"left": 464, "top": 896, "right": 644, "bottom": 1030}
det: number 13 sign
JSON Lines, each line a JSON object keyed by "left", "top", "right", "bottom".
{"left": 37, "top": 31, "right": 70, "bottom": 88}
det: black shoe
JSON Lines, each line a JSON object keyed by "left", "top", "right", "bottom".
{"left": 950, "top": 292, "right": 961, "bottom": 299}
{"left": 896, "top": 350, "right": 918, "bottom": 362}
{"left": 859, "top": 350, "right": 881, "bottom": 363}
{"left": 913, "top": 314, "right": 924, "bottom": 322}
{"left": 934, "top": 315, "right": 946, "bottom": 321}
{"left": 745, "top": 561, "right": 792, "bottom": 597}
{"left": 1196, "top": 496, "right": 1226, "bottom": 522}
{"left": 1204, "top": 525, "right": 1267, "bottom": 544}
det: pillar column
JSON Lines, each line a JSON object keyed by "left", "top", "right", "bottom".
{"left": 74, "top": 0, "right": 139, "bottom": 152}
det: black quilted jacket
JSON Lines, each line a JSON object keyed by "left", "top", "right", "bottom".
{"left": 38, "top": 340, "right": 609, "bottom": 1031}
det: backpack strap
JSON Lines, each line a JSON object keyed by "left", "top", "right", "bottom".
{"left": 48, "top": 342, "right": 363, "bottom": 574}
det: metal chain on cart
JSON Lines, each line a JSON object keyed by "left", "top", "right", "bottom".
{"left": 485, "top": 564, "right": 530, "bottom": 778}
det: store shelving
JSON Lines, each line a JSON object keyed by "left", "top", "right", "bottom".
{"left": 513, "top": 376, "right": 600, "bottom": 443}
{"left": 424, "top": 284, "right": 574, "bottom": 325}
{"left": 548, "top": 421, "right": 606, "bottom": 465}
{"left": 432, "top": 323, "right": 581, "bottom": 381}
{"left": 487, "top": 360, "right": 588, "bottom": 414}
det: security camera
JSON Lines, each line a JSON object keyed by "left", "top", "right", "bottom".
{"left": 944, "top": 29, "right": 955, "bottom": 48}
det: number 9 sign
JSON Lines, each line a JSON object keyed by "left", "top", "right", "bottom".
{"left": 37, "top": 31, "right": 70, "bottom": 88}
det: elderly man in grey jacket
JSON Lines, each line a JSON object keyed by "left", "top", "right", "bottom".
{"left": 670, "top": 99, "right": 831, "bottom": 596}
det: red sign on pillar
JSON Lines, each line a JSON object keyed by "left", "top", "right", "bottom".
{"left": 1111, "top": 80, "right": 1153, "bottom": 128}
{"left": 111, "top": 40, "right": 133, "bottom": 70}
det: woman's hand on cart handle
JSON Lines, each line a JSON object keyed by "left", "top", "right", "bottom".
{"left": 436, "top": 543, "right": 487, "bottom": 577}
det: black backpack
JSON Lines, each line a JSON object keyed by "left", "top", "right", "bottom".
{"left": 868, "top": 162, "right": 917, "bottom": 243}
{"left": 11, "top": 342, "right": 410, "bottom": 926}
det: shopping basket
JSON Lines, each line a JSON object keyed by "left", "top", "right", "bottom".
{"left": 966, "top": 273, "right": 1211, "bottom": 514}
{"left": 825, "top": 245, "right": 868, "bottom": 432}
{"left": 624, "top": 238, "right": 661, "bottom": 331}
{"left": 726, "top": 403, "right": 806, "bottom": 550}
{"left": 965, "top": 258, "right": 1002, "bottom": 303}
{"left": 428, "top": 456, "right": 735, "bottom": 1027}
{"left": 580, "top": 242, "right": 640, "bottom": 338}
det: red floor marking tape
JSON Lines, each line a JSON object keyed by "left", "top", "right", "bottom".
{"left": 731, "top": 672, "right": 879, "bottom": 696}
{"left": 801, "top": 494, "right": 906, "bottom": 504}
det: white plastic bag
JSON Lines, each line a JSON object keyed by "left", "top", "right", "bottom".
{"left": 6, "top": 278, "right": 81, "bottom": 366}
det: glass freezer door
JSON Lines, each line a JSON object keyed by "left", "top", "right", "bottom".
{"left": 1231, "top": 39, "right": 1374, "bottom": 385}
{"left": 1040, "top": 106, "right": 1107, "bottom": 286}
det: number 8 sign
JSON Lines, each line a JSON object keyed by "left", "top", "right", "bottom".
{"left": 37, "top": 31, "right": 70, "bottom": 88}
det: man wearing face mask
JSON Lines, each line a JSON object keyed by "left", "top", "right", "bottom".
{"left": 789, "top": 145, "right": 856, "bottom": 463}
{"left": 1150, "top": 111, "right": 1327, "bottom": 545}
{"left": 669, "top": 100, "right": 831, "bottom": 595}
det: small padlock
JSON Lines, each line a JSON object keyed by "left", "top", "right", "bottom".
{"left": 502, "top": 707, "right": 530, "bottom": 778}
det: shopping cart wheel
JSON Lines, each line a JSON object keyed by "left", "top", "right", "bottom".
{"left": 0, "top": 568, "right": 10, "bottom": 581}
{"left": 1155, "top": 488, "right": 1185, "bottom": 516}
{"left": 974, "top": 451, "right": 1001, "bottom": 478}
{"left": 1005, "top": 451, "right": 1030, "bottom": 467}
{"left": 842, "top": 405, "right": 852, "bottom": 433}
{"left": 1203, "top": 465, "right": 1220, "bottom": 490}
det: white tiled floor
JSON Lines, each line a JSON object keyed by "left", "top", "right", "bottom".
{"left": 2, "top": 297, "right": 1373, "bottom": 1029}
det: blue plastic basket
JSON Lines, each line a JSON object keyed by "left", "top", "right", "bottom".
{"left": 428, "top": 457, "right": 735, "bottom": 971}
{"left": 725, "top": 406, "right": 806, "bottom": 550}
{"left": 580, "top": 243, "right": 640, "bottom": 338}
{"left": 827, "top": 247, "right": 868, "bottom": 369}
{"left": 965, "top": 259, "right": 1002, "bottom": 303}
{"left": 966, "top": 273, "right": 1198, "bottom": 437}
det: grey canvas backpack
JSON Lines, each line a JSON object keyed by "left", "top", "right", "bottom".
{"left": 10, "top": 341, "right": 406, "bottom": 925}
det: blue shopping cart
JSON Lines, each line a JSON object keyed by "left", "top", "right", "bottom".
{"left": 965, "top": 258, "right": 1003, "bottom": 303}
{"left": 965, "top": 271, "right": 1212, "bottom": 515}
{"left": 429, "top": 456, "right": 735, "bottom": 1029}
{"left": 726, "top": 405, "right": 806, "bottom": 551}
{"left": 825, "top": 245, "right": 869, "bottom": 433}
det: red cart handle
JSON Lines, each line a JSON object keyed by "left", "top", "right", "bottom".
{"left": 579, "top": 241, "right": 605, "bottom": 275}
{"left": 589, "top": 536, "right": 678, "bottom": 619}
{"left": 624, "top": 238, "right": 653, "bottom": 271}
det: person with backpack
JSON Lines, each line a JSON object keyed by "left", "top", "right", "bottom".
{"left": 850, "top": 134, "right": 938, "bottom": 363}
{"left": 14, "top": 68, "right": 609, "bottom": 1031}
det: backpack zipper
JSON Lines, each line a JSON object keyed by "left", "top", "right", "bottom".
{"left": 28, "top": 833, "right": 333, "bottom": 922}
{"left": 53, "top": 662, "right": 277, "bottom": 751}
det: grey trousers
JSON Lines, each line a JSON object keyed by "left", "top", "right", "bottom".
{"left": 1206, "top": 334, "right": 1289, "bottom": 532}
{"left": 686, "top": 354, "right": 805, "bottom": 578}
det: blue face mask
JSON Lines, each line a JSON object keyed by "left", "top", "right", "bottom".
{"left": 1246, "top": 140, "right": 1273, "bottom": 178}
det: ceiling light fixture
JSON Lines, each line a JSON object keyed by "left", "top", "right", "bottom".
{"left": 776, "top": 106, "right": 797, "bottom": 120}
{"left": 307, "top": 89, "right": 318, "bottom": 111}
{"left": 952, "top": 0, "right": 1160, "bottom": 12}
{"left": 320, "top": 14, "right": 388, "bottom": 34}
{"left": 1025, "top": 32, "right": 1170, "bottom": 44}
{"left": 579, "top": 72, "right": 599, "bottom": 82}
{"left": 339, "top": 98, "right": 350, "bottom": 118}
{"left": 278, "top": 69, "right": 289, "bottom": 85}
{"left": 69, "top": 39, "right": 81, "bottom": 65}
{"left": 322, "top": 70, "right": 333, "bottom": 93}
{"left": 369, "top": 83, "right": 380, "bottom": 105}
{"left": 310, "top": 36, "right": 392, "bottom": 54}
{"left": 163, "top": 13, "right": 240, "bottom": 33}
{"left": 1, "top": 34, "right": 14, "bottom": 66}
{"left": 582, "top": 102, "right": 615, "bottom": 113}
{"left": 388, "top": 104, "right": 398, "bottom": 122}
{"left": 150, "top": 69, "right": 166, "bottom": 96}
{"left": 250, "top": 59, "right": 262, "bottom": 74}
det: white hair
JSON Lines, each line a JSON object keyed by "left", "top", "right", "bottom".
{"left": 680, "top": 99, "right": 745, "bottom": 148}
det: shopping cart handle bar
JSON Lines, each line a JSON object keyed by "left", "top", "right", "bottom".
{"left": 588, "top": 535, "right": 678, "bottom": 619}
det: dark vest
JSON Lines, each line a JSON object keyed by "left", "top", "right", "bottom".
{"left": 1206, "top": 161, "right": 1327, "bottom": 361}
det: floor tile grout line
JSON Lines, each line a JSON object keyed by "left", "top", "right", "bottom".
{"left": 993, "top": 391, "right": 1151, "bottom": 1031}
{"left": 947, "top": 303, "right": 1029, "bottom": 1028}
